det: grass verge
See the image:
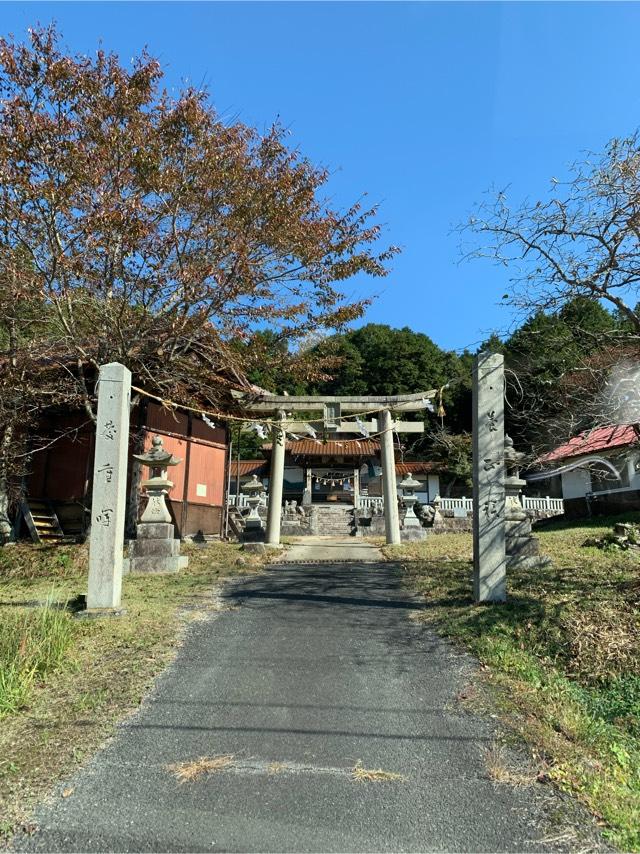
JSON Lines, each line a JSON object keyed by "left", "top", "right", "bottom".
{"left": 0, "top": 540, "right": 266, "bottom": 842}
{"left": 384, "top": 518, "right": 640, "bottom": 851}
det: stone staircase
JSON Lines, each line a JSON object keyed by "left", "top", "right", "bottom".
{"left": 313, "top": 504, "right": 355, "bottom": 537}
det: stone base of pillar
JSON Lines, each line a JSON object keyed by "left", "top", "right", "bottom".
{"left": 241, "top": 526, "right": 266, "bottom": 543}
{"left": 76, "top": 607, "right": 128, "bottom": 619}
{"left": 400, "top": 527, "right": 428, "bottom": 542}
{"left": 124, "top": 521, "right": 188, "bottom": 574}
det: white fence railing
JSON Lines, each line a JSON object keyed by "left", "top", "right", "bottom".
{"left": 521, "top": 496, "right": 564, "bottom": 513}
{"left": 437, "top": 497, "right": 474, "bottom": 512}
{"left": 356, "top": 494, "right": 564, "bottom": 515}
{"left": 358, "top": 496, "right": 384, "bottom": 512}
{"left": 228, "top": 492, "right": 564, "bottom": 515}
{"left": 227, "top": 494, "right": 250, "bottom": 508}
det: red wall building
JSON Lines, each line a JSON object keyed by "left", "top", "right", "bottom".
{"left": 25, "top": 400, "right": 229, "bottom": 539}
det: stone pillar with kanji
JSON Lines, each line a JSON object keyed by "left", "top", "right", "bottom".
{"left": 472, "top": 352, "right": 507, "bottom": 603}
{"left": 87, "top": 362, "right": 131, "bottom": 611}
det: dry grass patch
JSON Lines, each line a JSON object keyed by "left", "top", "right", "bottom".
{"left": 267, "top": 761, "right": 287, "bottom": 774}
{"left": 485, "top": 743, "right": 535, "bottom": 787}
{"left": 168, "top": 754, "right": 235, "bottom": 783}
{"left": 351, "top": 761, "right": 405, "bottom": 783}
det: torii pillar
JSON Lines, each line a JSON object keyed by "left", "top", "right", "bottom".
{"left": 377, "top": 409, "right": 401, "bottom": 545}
{"left": 265, "top": 410, "right": 286, "bottom": 547}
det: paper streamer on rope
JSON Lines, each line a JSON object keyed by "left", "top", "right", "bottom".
{"left": 437, "top": 384, "right": 450, "bottom": 419}
{"left": 312, "top": 473, "right": 354, "bottom": 486}
{"left": 355, "top": 416, "right": 370, "bottom": 437}
{"left": 250, "top": 422, "right": 267, "bottom": 439}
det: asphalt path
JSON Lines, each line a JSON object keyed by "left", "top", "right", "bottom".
{"left": 15, "top": 548, "right": 587, "bottom": 852}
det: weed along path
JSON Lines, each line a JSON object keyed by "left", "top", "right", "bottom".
{"left": 15, "top": 541, "right": 593, "bottom": 853}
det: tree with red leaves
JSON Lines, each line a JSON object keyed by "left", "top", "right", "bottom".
{"left": 0, "top": 26, "right": 397, "bottom": 540}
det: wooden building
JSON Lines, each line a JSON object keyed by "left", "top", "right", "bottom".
{"left": 23, "top": 399, "right": 230, "bottom": 542}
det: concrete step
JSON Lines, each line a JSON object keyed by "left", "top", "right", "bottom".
{"left": 313, "top": 505, "right": 355, "bottom": 536}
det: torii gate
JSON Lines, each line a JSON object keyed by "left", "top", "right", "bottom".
{"left": 236, "top": 390, "right": 437, "bottom": 546}
{"left": 83, "top": 355, "right": 510, "bottom": 614}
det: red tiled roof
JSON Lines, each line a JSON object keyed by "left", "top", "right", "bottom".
{"left": 395, "top": 461, "right": 443, "bottom": 475}
{"left": 262, "top": 438, "right": 381, "bottom": 456}
{"left": 229, "top": 459, "right": 268, "bottom": 476}
{"left": 540, "top": 424, "right": 640, "bottom": 463}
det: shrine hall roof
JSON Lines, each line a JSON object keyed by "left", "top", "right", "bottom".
{"left": 396, "top": 461, "right": 444, "bottom": 475}
{"left": 262, "top": 438, "right": 381, "bottom": 456}
{"left": 230, "top": 459, "right": 268, "bottom": 476}
{"left": 231, "top": 457, "right": 443, "bottom": 475}
{"left": 540, "top": 424, "right": 640, "bottom": 463}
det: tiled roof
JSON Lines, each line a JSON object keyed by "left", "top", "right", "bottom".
{"left": 229, "top": 459, "right": 268, "bottom": 476}
{"left": 395, "top": 461, "right": 443, "bottom": 475}
{"left": 540, "top": 424, "right": 640, "bottom": 463}
{"left": 262, "top": 439, "right": 381, "bottom": 456}
{"left": 232, "top": 454, "right": 443, "bottom": 476}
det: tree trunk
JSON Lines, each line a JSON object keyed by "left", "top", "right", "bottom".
{"left": 125, "top": 402, "right": 147, "bottom": 539}
{"left": 0, "top": 426, "right": 15, "bottom": 544}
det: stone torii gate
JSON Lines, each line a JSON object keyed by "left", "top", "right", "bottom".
{"left": 236, "top": 390, "right": 436, "bottom": 547}
{"left": 85, "top": 359, "right": 509, "bottom": 613}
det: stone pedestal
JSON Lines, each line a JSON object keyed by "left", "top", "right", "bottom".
{"left": 503, "top": 435, "right": 550, "bottom": 570}
{"left": 505, "top": 514, "right": 551, "bottom": 569}
{"left": 124, "top": 522, "right": 188, "bottom": 574}
{"left": 400, "top": 525, "right": 428, "bottom": 542}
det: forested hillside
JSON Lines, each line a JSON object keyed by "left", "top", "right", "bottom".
{"left": 244, "top": 302, "right": 634, "bottom": 469}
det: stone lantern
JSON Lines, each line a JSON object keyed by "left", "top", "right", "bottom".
{"left": 242, "top": 474, "right": 266, "bottom": 530}
{"left": 124, "top": 435, "right": 188, "bottom": 574}
{"left": 503, "top": 435, "right": 527, "bottom": 520}
{"left": 503, "top": 434, "right": 550, "bottom": 570}
{"left": 134, "top": 435, "right": 182, "bottom": 523}
{"left": 399, "top": 472, "right": 422, "bottom": 527}
{"left": 398, "top": 472, "right": 426, "bottom": 541}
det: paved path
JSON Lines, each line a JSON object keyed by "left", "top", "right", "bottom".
{"left": 16, "top": 548, "right": 578, "bottom": 852}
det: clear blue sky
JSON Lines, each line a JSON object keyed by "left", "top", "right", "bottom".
{"left": 3, "top": 2, "right": 640, "bottom": 352}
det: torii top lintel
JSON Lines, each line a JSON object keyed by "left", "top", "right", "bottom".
{"left": 236, "top": 389, "right": 437, "bottom": 414}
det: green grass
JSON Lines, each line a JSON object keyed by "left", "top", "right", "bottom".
{"left": 384, "top": 519, "right": 640, "bottom": 850}
{"left": 0, "top": 539, "right": 268, "bottom": 842}
{"left": 0, "top": 596, "right": 76, "bottom": 716}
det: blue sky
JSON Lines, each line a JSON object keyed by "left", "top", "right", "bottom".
{"left": 3, "top": 1, "right": 640, "bottom": 352}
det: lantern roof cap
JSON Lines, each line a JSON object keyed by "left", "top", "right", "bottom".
{"left": 399, "top": 472, "right": 421, "bottom": 489}
{"left": 133, "top": 434, "right": 182, "bottom": 467}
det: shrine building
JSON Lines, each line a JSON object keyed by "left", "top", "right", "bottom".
{"left": 230, "top": 438, "right": 442, "bottom": 506}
